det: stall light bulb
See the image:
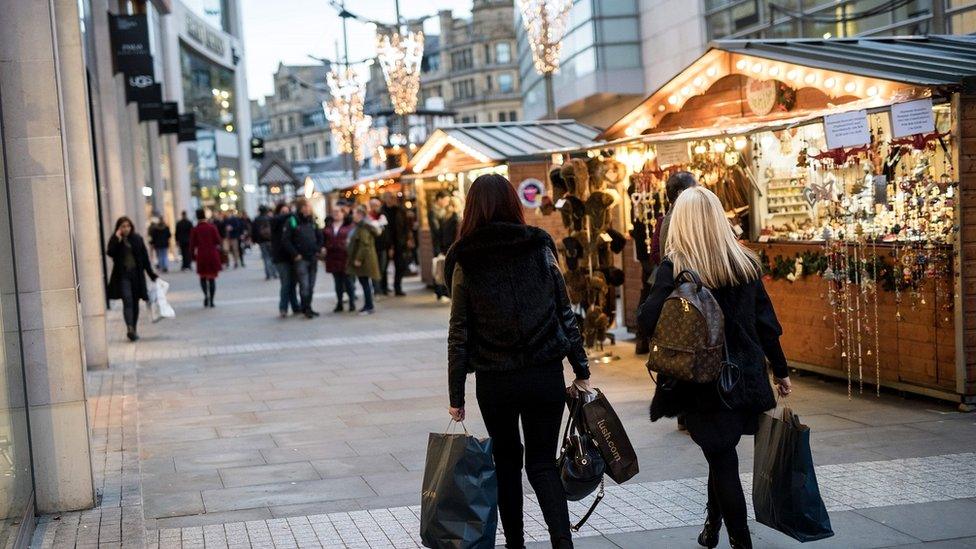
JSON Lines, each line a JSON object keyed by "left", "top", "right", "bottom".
{"left": 768, "top": 66, "right": 780, "bottom": 77}
{"left": 844, "top": 82, "right": 857, "bottom": 93}
{"left": 824, "top": 77, "right": 836, "bottom": 88}
{"left": 787, "top": 69, "right": 800, "bottom": 81}
{"left": 706, "top": 66, "right": 717, "bottom": 77}
{"left": 211, "top": 88, "right": 219, "bottom": 95}
{"left": 625, "top": 126, "right": 638, "bottom": 137}
{"left": 733, "top": 136, "right": 747, "bottom": 150}
{"left": 667, "top": 95, "right": 679, "bottom": 105}
{"left": 751, "top": 63, "right": 764, "bottom": 74}
{"left": 694, "top": 143, "right": 707, "bottom": 155}
{"left": 658, "top": 104, "right": 666, "bottom": 112}
{"left": 693, "top": 76, "right": 704, "bottom": 87}
{"left": 866, "top": 85, "right": 879, "bottom": 96}
{"left": 681, "top": 86, "right": 692, "bottom": 96}
{"left": 736, "top": 59, "right": 748, "bottom": 70}
{"left": 714, "top": 141, "right": 728, "bottom": 153}
{"left": 804, "top": 73, "right": 818, "bottom": 85}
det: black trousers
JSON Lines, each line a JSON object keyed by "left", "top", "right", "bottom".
{"left": 178, "top": 241, "right": 191, "bottom": 270}
{"left": 686, "top": 410, "right": 751, "bottom": 537}
{"left": 392, "top": 246, "right": 407, "bottom": 293}
{"left": 120, "top": 275, "right": 139, "bottom": 329}
{"left": 476, "top": 365, "right": 572, "bottom": 549}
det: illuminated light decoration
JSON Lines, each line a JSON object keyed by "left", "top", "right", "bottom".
{"left": 733, "top": 136, "right": 748, "bottom": 150}
{"left": 713, "top": 140, "right": 728, "bottom": 153}
{"left": 376, "top": 30, "right": 425, "bottom": 115}
{"left": 787, "top": 69, "right": 800, "bottom": 81}
{"left": 324, "top": 67, "right": 373, "bottom": 162}
{"left": 706, "top": 66, "right": 717, "bottom": 77}
{"left": 625, "top": 126, "right": 638, "bottom": 137}
{"left": 824, "top": 77, "right": 836, "bottom": 89}
{"left": 681, "top": 86, "right": 692, "bottom": 96}
{"left": 658, "top": 104, "right": 666, "bottom": 112}
{"left": 410, "top": 132, "right": 492, "bottom": 173}
{"left": 220, "top": 90, "right": 229, "bottom": 99}
{"left": 751, "top": 62, "right": 763, "bottom": 74}
{"left": 693, "top": 143, "right": 707, "bottom": 155}
{"left": 735, "top": 59, "right": 748, "bottom": 70}
{"left": 141, "top": 186, "right": 153, "bottom": 197}
{"left": 211, "top": 88, "right": 219, "bottom": 96}
{"left": 693, "top": 76, "right": 704, "bottom": 87}
{"left": 804, "top": 73, "right": 818, "bottom": 85}
{"left": 823, "top": 32, "right": 832, "bottom": 39}
{"left": 667, "top": 95, "right": 679, "bottom": 105}
{"left": 768, "top": 66, "right": 780, "bottom": 77}
{"left": 517, "top": 0, "right": 573, "bottom": 75}
{"left": 225, "top": 124, "right": 234, "bottom": 132}
{"left": 844, "top": 81, "right": 858, "bottom": 93}
{"left": 866, "top": 85, "right": 879, "bottom": 96}
{"left": 358, "top": 184, "right": 367, "bottom": 192}
{"left": 220, "top": 100, "right": 230, "bottom": 108}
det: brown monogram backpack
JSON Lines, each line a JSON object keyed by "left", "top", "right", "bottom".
{"left": 646, "top": 269, "right": 726, "bottom": 383}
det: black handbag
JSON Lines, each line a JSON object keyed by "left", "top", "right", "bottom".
{"left": 557, "top": 393, "right": 605, "bottom": 531}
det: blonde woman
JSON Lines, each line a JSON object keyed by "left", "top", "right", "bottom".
{"left": 636, "top": 186, "right": 792, "bottom": 549}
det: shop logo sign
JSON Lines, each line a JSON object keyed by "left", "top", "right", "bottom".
{"left": 128, "top": 74, "right": 154, "bottom": 88}
{"left": 517, "top": 178, "right": 544, "bottom": 208}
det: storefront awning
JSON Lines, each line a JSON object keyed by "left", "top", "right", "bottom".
{"left": 409, "top": 120, "right": 601, "bottom": 174}
{"left": 602, "top": 35, "right": 976, "bottom": 140}
{"left": 257, "top": 156, "right": 299, "bottom": 187}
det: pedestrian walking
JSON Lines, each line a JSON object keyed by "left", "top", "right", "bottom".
{"left": 323, "top": 204, "right": 357, "bottom": 312}
{"left": 223, "top": 210, "right": 244, "bottom": 268}
{"left": 106, "top": 216, "right": 158, "bottom": 341}
{"left": 282, "top": 198, "right": 324, "bottom": 318}
{"left": 189, "top": 209, "right": 222, "bottom": 308}
{"left": 445, "top": 174, "right": 590, "bottom": 549}
{"left": 175, "top": 210, "right": 194, "bottom": 271}
{"left": 239, "top": 212, "right": 251, "bottom": 268}
{"left": 636, "top": 186, "right": 793, "bottom": 549}
{"left": 271, "top": 203, "right": 301, "bottom": 317}
{"left": 346, "top": 205, "right": 380, "bottom": 315}
{"left": 381, "top": 192, "right": 409, "bottom": 296}
{"left": 367, "top": 198, "right": 390, "bottom": 295}
{"left": 147, "top": 217, "right": 172, "bottom": 273}
{"left": 428, "top": 190, "right": 459, "bottom": 302}
{"left": 253, "top": 205, "right": 277, "bottom": 280}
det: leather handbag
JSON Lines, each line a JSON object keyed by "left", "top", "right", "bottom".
{"left": 557, "top": 394, "right": 605, "bottom": 531}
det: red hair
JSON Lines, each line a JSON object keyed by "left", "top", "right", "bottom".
{"left": 457, "top": 174, "right": 525, "bottom": 240}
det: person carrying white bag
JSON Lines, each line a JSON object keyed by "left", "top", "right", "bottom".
{"left": 148, "top": 278, "right": 175, "bottom": 323}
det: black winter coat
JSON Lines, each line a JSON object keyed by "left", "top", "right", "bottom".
{"left": 429, "top": 210, "right": 459, "bottom": 256}
{"left": 270, "top": 213, "right": 291, "bottom": 263}
{"left": 637, "top": 260, "right": 788, "bottom": 423}
{"left": 175, "top": 219, "right": 193, "bottom": 245}
{"left": 148, "top": 224, "right": 171, "bottom": 248}
{"left": 106, "top": 234, "right": 157, "bottom": 302}
{"left": 445, "top": 223, "right": 590, "bottom": 408}
{"left": 281, "top": 214, "right": 324, "bottom": 260}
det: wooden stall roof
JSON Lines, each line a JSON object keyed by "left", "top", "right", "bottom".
{"left": 408, "top": 120, "right": 601, "bottom": 176}
{"left": 257, "top": 156, "right": 300, "bottom": 187}
{"left": 603, "top": 35, "right": 976, "bottom": 140}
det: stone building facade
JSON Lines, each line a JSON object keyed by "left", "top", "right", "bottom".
{"left": 250, "top": 63, "right": 334, "bottom": 164}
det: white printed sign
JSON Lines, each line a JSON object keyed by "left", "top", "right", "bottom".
{"left": 655, "top": 141, "right": 690, "bottom": 167}
{"left": 890, "top": 98, "right": 935, "bottom": 138}
{"left": 823, "top": 110, "right": 870, "bottom": 150}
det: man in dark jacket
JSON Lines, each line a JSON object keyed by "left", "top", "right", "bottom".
{"left": 381, "top": 192, "right": 409, "bottom": 296}
{"left": 270, "top": 203, "right": 301, "bottom": 317}
{"left": 252, "top": 206, "right": 276, "bottom": 280}
{"left": 429, "top": 191, "right": 459, "bottom": 301}
{"left": 175, "top": 211, "right": 194, "bottom": 271}
{"left": 282, "top": 198, "right": 324, "bottom": 318}
{"left": 147, "top": 217, "right": 172, "bottom": 272}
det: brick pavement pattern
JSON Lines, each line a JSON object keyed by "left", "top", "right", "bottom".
{"left": 30, "top": 265, "right": 976, "bottom": 548}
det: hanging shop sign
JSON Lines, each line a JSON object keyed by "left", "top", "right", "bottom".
{"left": 656, "top": 141, "right": 690, "bottom": 168}
{"left": 126, "top": 72, "right": 159, "bottom": 104}
{"left": 823, "top": 110, "right": 870, "bottom": 150}
{"left": 158, "top": 102, "right": 180, "bottom": 134}
{"left": 517, "top": 178, "right": 545, "bottom": 208}
{"left": 177, "top": 113, "right": 197, "bottom": 142}
{"left": 890, "top": 98, "right": 936, "bottom": 138}
{"left": 109, "top": 13, "right": 153, "bottom": 75}
{"left": 137, "top": 84, "right": 164, "bottom": 121}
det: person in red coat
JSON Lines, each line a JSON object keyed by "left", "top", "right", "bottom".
{"left": 323, "top": 204, "right": 357, "bottom": 312}
{"left": 189, "top": 208, "right": 223, "bottom": 307}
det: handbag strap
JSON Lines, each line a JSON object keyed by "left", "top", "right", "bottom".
{"left": 571, "top": 479, "right": 605, "bottom": 532}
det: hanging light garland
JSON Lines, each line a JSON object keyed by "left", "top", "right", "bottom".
{"left": 516, "top": 0, "right": 573, "bottom": 75}
{"left": 324, "top": 67, "right": 372, "bottom": 161}
{"left": 376, "top": 29, "right": 425, "bottom": 115}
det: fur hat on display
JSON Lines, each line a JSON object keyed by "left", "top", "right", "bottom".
{"left": 561, "top": 235, "right": 585, "bottom": 271}
{"left": 586, "top": 157, "right": 608, "bottom": 192}
{"left": 587, "top": 271, "right": 608, "bottom": 308}
{"left": 559, "top": 158, "right": 589, "bottom": 196}
{"left": 549, "top": 168, "right": 567, "bottom": 200}
{"left": 558, "top": 195, "right": 585, "bottom": 232}
{"left": 585, "top": 190, "right": 615, "bottom": 233}
{"left": 606, "top": 228, "right": 626, "bottom": 254}
{"left": 565, "top": 269, "right": 588, "bottom": 304}
{"left": 583, "top": 306, "right": 610, "bottom": 348}
{"left": 600, "top": 266, "right": 625, "bottom": 287}
{"left": 604, "top": 159, "right": 626, "bottom": 185}
{"left": 540, "top": 195, "right": 555, "bottom": 215}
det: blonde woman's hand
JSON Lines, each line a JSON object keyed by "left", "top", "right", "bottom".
{"left": 449, "top": 407, "right": 465, "bottom": 422}
{"left": 774, "top": 376, "right": 792, "bottom": 397}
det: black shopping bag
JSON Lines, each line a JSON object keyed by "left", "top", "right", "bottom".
{"left": 420, "top": 423, "right": 497, "bottom": 549}
{"left": 578, "top": 389, "right": 639, "bottom": 484}
{"left": 753, "top": 405, "right": 834, "bottom": 542}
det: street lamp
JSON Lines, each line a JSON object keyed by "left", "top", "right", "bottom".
{"left": 516, "top": 0, "right": 573, "bottom": 119}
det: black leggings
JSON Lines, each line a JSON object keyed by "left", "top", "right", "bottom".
{"left": 686, "top": 410, "right": 751, "bottom": 537}
{"left": 120, "top": 275, "right": 139, "bottom": 328}
{"left": 199, "top": 278, "right": 215, "bottom": 302}
{"left": 476, "top": 365, "right": 572, "bottom": 549}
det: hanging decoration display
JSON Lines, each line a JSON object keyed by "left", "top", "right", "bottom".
{"left": 376, "top": 29, "right": 425, "bottom": 115}
{"left": 324, "top": 67, "right": 372, "bottom": 161}
{"left": 516, "top": 0, "right": 573, "bottom": 75}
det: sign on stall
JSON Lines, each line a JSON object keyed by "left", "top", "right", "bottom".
{"left": 824, "top": 110, "right": 870, "bottom": 150}
{"left": 890, "top": 99, "right": 935, "bottom": 138}
{"left": 655, "top": 141, "right": 689, "bottom": 167}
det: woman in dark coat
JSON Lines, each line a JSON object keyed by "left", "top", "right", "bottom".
{"left": 189, "top": 209, "right": 222, "bottom": 307}
{"left": 636, "top": 186, "right": 791, "bottom": 549}
{"left": 446, "top": 174, "right": 590, "bottom": 549}
{"left": 323, "top": 204, "right": 357, "bottom": 312}
{"left": 106, "top": 216, "right": 157, "bottom": 341}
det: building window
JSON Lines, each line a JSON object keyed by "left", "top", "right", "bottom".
{"left": 287, "top": 116, "right": 295, "bottom": 132}
{"left": 290, "top": 145, "right": 298, "bottom": 160}
{"left": 495, "top": 42, "right": 511, "bottom": 64}
{"left": 304, "top": 142, "right": 318, "bottom": 159}
{"left": 509, "top": 111, "right": 517, "bottom": 121}
{"left": 486, "top": 74, "right": 493, "bottom": 91}
{"left": 180, "top": 45, "right": 236, "bottom": 130}
{"left": 499, "top": 111, "right": 507, "bottom": 122}
{"left": 324, "top": 139, "right": 331, "bottom": 156}
{"left": 452, "top": 79, "right": 475, "bottom": 100}
{"left": 484, "top": 43, "right": 491, "bottom": 64}
{"left": 451, "top": 48, "right": 473, "bottom": 71}
{"left": 423, "top": 52, "right": 440, "bottom": 73}
{"left": 498, "top": 73, "right": 514, "bottom": 93}
{"left": 460, "top": 115, "right": 473, "bottom": 123}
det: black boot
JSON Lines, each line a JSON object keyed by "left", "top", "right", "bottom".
{"left": 333, "top": 302, "right": 344, "bottom": 313}
{"left": 207, "top": 279, "right": 216, "bottom": 307}
{"left": 126, "top": 326, "right": 139, "bottom": 342}
{"left": 697, "top": 510, "right": 721, "bottom": 548}
{"left": 728, "top": 528, "right": 752, "bottom": 549}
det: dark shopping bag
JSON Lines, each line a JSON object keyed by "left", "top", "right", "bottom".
{"left": 578, "top": 389, "right": 639, "bottom": 484}
{"left": 753, "top": 405, "right": 834, "bottom": 542}
{"left": 420, "top": 422, "right": 497, "bottom": 549}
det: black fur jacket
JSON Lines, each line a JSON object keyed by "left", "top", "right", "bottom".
{"left": 445, "top": 222, "right": 590, "bottom": 408}
{"left": 637, "top": 260, "right": 788, "bottom": 422}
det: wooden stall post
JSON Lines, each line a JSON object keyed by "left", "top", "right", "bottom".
{"left": 956, "top": 91, "right": 976, "bottom": 411}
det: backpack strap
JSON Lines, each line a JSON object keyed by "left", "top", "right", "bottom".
{"left": 674, "top": 269, "right": 703, "bottom": 291}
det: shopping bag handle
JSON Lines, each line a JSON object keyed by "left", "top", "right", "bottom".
{"left": 445, "top": 419, "right": 469, "bottom": 435}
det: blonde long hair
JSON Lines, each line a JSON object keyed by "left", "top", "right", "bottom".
{"left": 665, "top": 186, "right": 760, "bottom": 288}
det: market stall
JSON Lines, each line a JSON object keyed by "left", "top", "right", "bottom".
{"left": 405, "top": 121, "right": 600, "bottom": 284}
{"left": 584, "top": 35, "right": 976, "bottom": 407}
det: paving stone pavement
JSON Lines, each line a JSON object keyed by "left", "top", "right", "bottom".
{"left": 29, "top": 263, "right": 976, "bottom": 547}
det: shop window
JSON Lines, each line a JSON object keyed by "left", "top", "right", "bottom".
{"left": 597, "top": 0, "right": 637, "bottom": 16}
{"left": 180, "top": 45, "right": 236, "bottom": 129}
{"left": 598, "top": 18, "right": 639, "bottom": 42}
{"left": 499, "top": 73, "right": 514, "bottom": 93}
{"left": 495, "top": 42, "right": 512, "bottom": 64}
{"left": 601, "top": 45, "right": 641, "bottom": 70}
{"left": 731, "top": 0, "right": 759, "bottom": 31}
{"left": 707, "top": 10, "right": 733, "bottom": 39}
